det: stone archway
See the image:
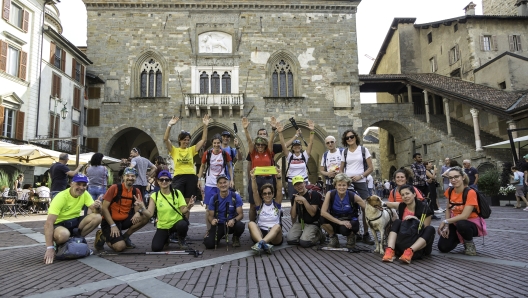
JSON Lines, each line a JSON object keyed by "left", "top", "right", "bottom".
{"left": 106, "top": 127, "right": 158, "bottom": 162}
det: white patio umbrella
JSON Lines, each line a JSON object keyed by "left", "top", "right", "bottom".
{"left": 0, "top": 142, "right": 88, "bottom": 166}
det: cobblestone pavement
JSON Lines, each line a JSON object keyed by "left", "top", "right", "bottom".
{"left": 0, "top": 198, "right": 526, "bottom": 298}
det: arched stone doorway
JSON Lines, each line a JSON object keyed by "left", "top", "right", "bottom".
{"left": 106, "top": 127, "right": 158, "bottom": 162}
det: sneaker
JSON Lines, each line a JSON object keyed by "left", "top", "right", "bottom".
{"left": 382, "top": 247, "right": 395, "bottom": 262}
{"left": 362, "top": 233, "right": 375, "bottom": 245}
{"left": 464, "top": 242, "right": 477, "bottom": 256}
{"left": 328, "top": 235, "right": 340, "bottom": 248}
{"left": 355, "top": 234, "right": 363, "bottom": 241}
{"left": 94, "top": 230, "right": 105, "bottom": 251}
{"left": 523, "top": 207, "right": 528, "bottom": 211}
{"left": 123, "top": 235, "right": 136, "bottom": 249}
{"left": 178, "top": 237, "right": 189, "bottom": 250}
{"left": 232, "top": 236, "right": 240, "bottom": 247}
{"left": 434, "top": 208, "right": 445, "bottom": 214}
{"left": 264, "top": 243, "right": 274, "bottom": 254}
{"left": 399, "top": 248, "right": 413, "bottom": 264}
{"left": 346, "top": 234, "right": 356, "bottom": 249}
{"left": 251, "top": 242, "right": 261, "bottom": 252}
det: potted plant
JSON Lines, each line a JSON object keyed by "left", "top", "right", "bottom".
{"left": 478, "top": 170, "right": 501, "bottom": 206}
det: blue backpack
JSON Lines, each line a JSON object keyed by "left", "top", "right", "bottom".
{"left": 55, "top": 237, "right": 92, "bottom": 260}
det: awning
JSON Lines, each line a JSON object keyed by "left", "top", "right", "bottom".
{"left": 0, "top": 142, "right": 88, "bottom": 166}
{"left": 483, "top": 135, "right": 528, "bottom": 149}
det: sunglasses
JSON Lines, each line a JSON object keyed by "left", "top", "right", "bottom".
{"left": 447, "top": 175, "right": 461, "bottom": 180}
{"left": 345, "top": 135, "right": 355, "bottom": 140}
{"left": 326, "top": 141, "right": 335, "bottom": 145}
{"left": 131, "top": 147, "right": 139, "bottom": 153}
{"left": 262, "top": 192, "right": 273, "bottom": 196}
{"left": 158, "top": 178, "right": 171, "bottom": 183}
{"left": 256, "top": 143, "right": 266, "bottom": 147}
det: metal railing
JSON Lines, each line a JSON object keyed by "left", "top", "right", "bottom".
{"left": 29, "top": 135, "right": 93, "bottom": 154}
{"left": 184, "top": 93, "right": 244, "bottom": 106}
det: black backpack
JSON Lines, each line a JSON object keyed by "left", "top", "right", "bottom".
{"left": 343, "top": 146, "right": 368, "bottom": 172}
{"left": 205, "top": 149, "right": 229, "bottom": 176}
{"left": 213, "top": 191, "right": 238, "bottom": 222}
{"left": 447, "top": 187, "right": 491, "bottom": 219}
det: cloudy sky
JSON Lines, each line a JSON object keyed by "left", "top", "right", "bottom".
{"left": 57, "top": 0, "right": 483, "bottom": 101}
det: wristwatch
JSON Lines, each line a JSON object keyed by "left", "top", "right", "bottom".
{"left": 138, "top": 208, "right": 144, "bottom": 214}
{"left": 443, "top": 220, "right": 449, "bottom": 225}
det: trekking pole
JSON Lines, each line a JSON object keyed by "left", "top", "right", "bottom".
{"left": 418, "top": 198, "right": 431, "bottom": 231}
{"left": 214, "top": 220, "right": 218, "bottom": 251}
{"left": 289, "top": 117, "right": 308, "bottom": 146}
{"left": 225, "top": 222, "right": 229, "bottom": 252}
{"left": 99, "top": 250, "right": 203, "bottom": 257}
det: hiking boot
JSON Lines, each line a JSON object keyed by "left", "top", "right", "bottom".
{"left": 319, "top": 230, "right": 327, "bottom": 244}
{"left": 362, "top": 233, "right": 375, "bottom": 245}
{"left": 346, "top": 234, "right": 356, "bottom": 249}
{"left": 94, "top": 230, "right": 105, "bottom": 251}
{"left": 464, "top": 242, "right": 477, "bottom": 256}
{"left": 382, "top": 247, "right": 395, "bottom": 262}
{"left": 399, "top": 248, "right": 414, "bottom": 264}
{"left": 328, "top": 235, "right": 340, "bottom": 248}
{"left": 178, "top": 236, "right": 189, "bottom": 249}
{"left": 232, "top": 236, "right": 241, "bottom": 247}
{"left": 355, "top": 234, "right": 363, "bottom": 242}
{"left": 123, "top": 235, "right": 136, "bottom": 249}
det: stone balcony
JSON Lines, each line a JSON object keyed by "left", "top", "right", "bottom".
{"left": 184, "top": 93, "right": 244, "bottom": 117}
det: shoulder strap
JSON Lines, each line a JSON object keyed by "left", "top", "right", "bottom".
{"left": 323, "top": 151, "right": 329, "bottom": 171}
{"left": 206, "top": 149, "right": 213, "bottom": 176}
{"left": 391, "top": 188, "right": 396, "bottom": 201}
{"left": 286, "top": 154, "right": 294, "bottom": 175}
{"left": 213, "top": 193, "right": 220, "bottom": 218}
{"left": 448, "top": 187, "right": 454, "bottom": 202}
{"left": 222, "top": 150, "right": 228, "bottom": 173}
{"left": 112, "top": 184, "right": 123, "bottom": 204}
{"left": 343, "top": 149, "right": 348, "bottom": 169}
{"left": 361, "top": 145, "right": 367, "bottom": 171}
{"left": 462, "top": 187, "right": 470, "bottom": 205}
{"left": 397, "top": 201, "right": 406, "bottom": 218}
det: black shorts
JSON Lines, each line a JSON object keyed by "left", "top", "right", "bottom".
{"left": 54, "top": 216, "right": 85, "bottom": 234}
{"left": 172, "top": 174, "right": 198, "bottom": 199}
{"left": 101, "top": 210, "right": 134, "bottom": 245}
{"left": 260, "top": 227, "right": 283, "bottom": 245}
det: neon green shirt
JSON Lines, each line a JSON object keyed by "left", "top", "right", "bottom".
{"left": 151, "top": 190, "right": 186, "bottom": 229}
{"left": 170, "top": 145, "right": 197, "bottom": 175}
{"left": 48, "top": 189, "right": 94, "bottom": 224}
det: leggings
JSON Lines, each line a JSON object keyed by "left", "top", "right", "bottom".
{"left": 392, "top": 219, "right": 435, "bottom": 257}
{"left": 203, "top": 220, "right": 245, "bottom": 249}
{"left": 151, "top": 220, "right": 189, "bottom": 252}
{"left": 437, "top": 220, "right": 478, "bottom": 253}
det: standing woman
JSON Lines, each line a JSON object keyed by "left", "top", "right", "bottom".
{"left": 425, "top": 161, "right": 440, "bottom": 211}
{"left": 86, "top": 153, "right": 108, "bottom": 202}
{"left": 148, "top": 170, "right": 194, "bottom": 251}
{"left": 278, "top": 120, "right": 315, "bottom": 203}
{"left": 14, "top": 174, "right": 24, "bottom": 191}
{"left": 164, "top": 114, "right": 210, "bottom": 218}
{"left": 339, "top": 129, "right": 375, "bottom": 245}
{"left": 438, "top": 167, "right": 487, "bottom": 256}
{"left": 511, "top": 166, "right": 528, "bottom": 210}
{"left": 248, "top": 168, "right": 283, "bottom": 254}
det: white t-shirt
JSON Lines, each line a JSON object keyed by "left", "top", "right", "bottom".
{"left": 36, "top": 186, "right": 51, "bottom": 198}
{"left": 342, "top": 146, "right": 371, "bottom": 183}
{"left": 286, "top": 151, "right": 310, "bottom": 181}
{"left": 320, "top": 150, "right": 342, "bottom": 185}
{"left": 257, "top": 202, "right": 281, "bottom": 230}
{"left": 384, "top": 181, "right": 390, "bottom": 190}
{"left": 367, "top": 175, "right": 374, "bottom": 188}
{"left": 205, "top": 151, "right": 228, "bottom": 187}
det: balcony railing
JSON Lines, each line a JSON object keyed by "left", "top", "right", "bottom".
{"left": 184, "top": 93, "right": 244, "bottom": 117}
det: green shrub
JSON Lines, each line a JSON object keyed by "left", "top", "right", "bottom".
{"left": 478, "top": 170, "right": 501, "bottom": 196}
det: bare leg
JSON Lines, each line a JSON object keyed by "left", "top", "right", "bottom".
{"left": 410, "top": 237, "right": 427, "bottom": 252}
{"left": 78, "top": 214, "right": 102, "bottom": 237}
{"left": 249, "top": 204, "right": 256, "bottom": 222}
{"left": 248, "top": 222, "right": 263, "bottom": 243}
{"left": 386, "top": 231, "right": 397, "bottom": 249}
{"left": 321, "top": 223, "right": 334, "bottom": 236}
{"left": 263, "top": 225, "right": 282, "bottom": 245}
{"left": 53, "top": 226, "right": 71, "bottom": 245}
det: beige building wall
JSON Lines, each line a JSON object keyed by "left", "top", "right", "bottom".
{"left": 483, "top": 0, "right": 519, "bottom": 15}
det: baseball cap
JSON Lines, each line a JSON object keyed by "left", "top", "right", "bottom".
{"left": 123, "top": 167, "right": 138, "bottom": 176}
{"left": 221, "top": 131, "right": 231, "bottom": 136}
{"left": 72, "top": 173, "right": 89, "bottom": 183}
{"left": 216, "top": 174, "right": 229, "bottom": 183}
{"left": 292, "top": 175, "right": 305, "bottom": 185}
{"left": 157, "top": 170, "right": 172, "bottom": 180}
{"left": 292, "top": 140, "right": 302, "bottom": 146}
{"left": 524, "top": 154, "right": 528, "bottom": 159}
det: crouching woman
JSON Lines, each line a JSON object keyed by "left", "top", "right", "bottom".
{"left": 382, "top": 185, "right": 435, "bottom": 264}
{"left": 248, "top": 168, "right": 283, "bottom": 254}
{"left": 320, "top": 173, "right": 366, "bottom": 249}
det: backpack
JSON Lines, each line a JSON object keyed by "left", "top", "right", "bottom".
{"left": 395, "top": 199, "right": 432, "bottom": 259}
{"left": 286, "top": 152, "right": 310, "bottom": 176}
{"left": 110, "top": 184, "right": 141, "bottom": 217}
{"left": 305, "top": 184, "right": 324, "bottom": 207}
{"left": 342, "top": 146, "right": 368, "bottom": 173}
{"left": 213, "top": 191, "right": 238, "bottom": 223}
{"left": 447, "top": 187, "right": 491, "bottom": 219}
{"left": 323, "top": 148, "right": 345, "bottom": 181}
{"left": 328, "top": 189, "right": 359, "bottom": 218}
{"left": 55, "top": 237, "right": 92, "bottom": 260}
{"left": 205, "top": 149, "right": 229, "bottom": 177}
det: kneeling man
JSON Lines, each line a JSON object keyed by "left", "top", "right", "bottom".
{"left": 44, "top": 174, "right": 102, "bottom": 264}
{"left": 95, "top": 167, "right": 151, "bottom": 251}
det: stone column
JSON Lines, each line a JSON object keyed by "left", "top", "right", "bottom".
{"left": 470, "top": 108, "right": 483, "bottom": 151}
{"left": 423, "top": 90, "right": 430, "bottom": 124}
{"left": 406, "top": 84, "right": 413, "bottom": 103}
{"left": 443, "top": 98, "right": 452, "bottom": 136}
{"left": 507, "top": 120, "right": 519, "bottom": 157}
{"left": 393, "top": 94, "right": 399, "bottom": 103}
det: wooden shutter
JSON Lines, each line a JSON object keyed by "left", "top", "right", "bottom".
{"left": 86, "top": 138, "right": 99, "bottom": 152}
{"left": 88, "top": 87, "right": 101, "bottom": 99}
{"left": 52, "top": 73, "right": 61, "bottom": 98}
{"left": 509, "top": 35, "right": 515, "bottom": 51}
{"left": 15, "top": 110, "right": 24, "bottom": 140}
{"left": 22, "top": 10, "right": 28, "bottom": 32}
{"left": 516, "top": 35, "right": 522, "bottom": 51}
{"left": 71, "top": 124, "right": 79, "bottom": 148}
{"left": 18, "top": 50, "right": 27, "bottom": 80}
{"left": 49, "top": 42, "right": 55, "bottom": 63}
{"left": 60, "top": 49, "right": 66, "bottom": 71}
{"left": 73, "top": 87, "right": 80, "bottom": 109}
{"left": 492, "top": 35, "right": 498, "bottom": 51}
{"left": 2, "top": 0, "right": 9, "bottom": 21}
{"left": 0, "top": 106, "right": 4, "bottom": 129}
{"left": 0, "top": 39, "right": 6, "bottom": 72}
{"left": 455, "top": 44, "right": 459, "bottom": 61}
{"left": 71, "top": 58, "right": 76, "bottom": 80}
{"left": 81, "top": 65, "right": 85, "bottom": 86}
{"left": 433, "top": 56, "right": 437, "bottom": 72}
{"left": 87, "top": 108, "right": 100, "bottom": 126}
{"left": 448, "top": 48, "right": 453, "bottom": 65}
{"left": 479, "top": 36, "right": 484, "bottom": 51}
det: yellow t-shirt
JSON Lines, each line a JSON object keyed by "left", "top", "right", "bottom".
{"left": 151, "top": 190, "right": 186, "bottom": 229}
{"left": 170, "top": 145, "right": 197, "bottom": 175}
{"left": 48, "top": 189, "right": 94, "bottom": 224}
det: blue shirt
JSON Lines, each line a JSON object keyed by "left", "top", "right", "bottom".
{"left": 207, "top": 191, "right": 243, "bottom": 224}
{"left": 222, "top": 146, "right": 237, "bottom": 180}
{"left": 331, "top": 191, "right": 354, "bottom": 216}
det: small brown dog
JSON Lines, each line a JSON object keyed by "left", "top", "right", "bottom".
{"left": 365, "top": 195, "right": 391, "bottom": 254}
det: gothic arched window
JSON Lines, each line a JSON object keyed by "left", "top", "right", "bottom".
{"left": 211, "top": 71, "right": 220, "bottom": 93}
{"left": 200, "top": 72, "right": 209, "bottom": 94}
{"left": 140, "top": 59, "right": 163, "bottom": 97}
{"left": 272, "top": 59, "right": 294, "bottom": 97}
{"left": 221, "top": 72, "right": 231, "bottom": 94}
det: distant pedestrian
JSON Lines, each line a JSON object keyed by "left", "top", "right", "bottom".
{"left": 462, "top": 160, "right": 479, "bottom": 190}
{"left": 441, "top": 157, "right": 450, "bottom": 191}
{"left": 129, "top": 147, "right": 155, "bottom": 202}
{"left": 411, "top": 153, "right": 429, "bottom": 198}
{"left": 49, "top": 153, "right": 83, "bottom": 198}
{"left": 511, "top": 166, "right": 528, "bottom": 210}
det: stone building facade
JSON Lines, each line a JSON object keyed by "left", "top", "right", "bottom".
{"left": 83, "top": 0, "right": 363, "bottom": 194}
{"left": 483, "top": 0, "right": 519, "bottom": 15}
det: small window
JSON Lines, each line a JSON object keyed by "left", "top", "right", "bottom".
{"left": 272, "top": 60, "right": 295, "bottom": 97}
{"left": 450, "top": 68, "right": 461, "bottom": 78}
{"left": 2, "top": 108, "right": 16, "bottom": 138}
{"left": 449, "top": 45, "right": 459, "bottom": 65}
{"left": 498, "top": 81, "right": 506, "bottom": 89}
{"left": 482, "top": 36, "right": 491, "bottom": 51}
{"left": 429, "top": 57, "right": 437, "bottom": 73}
{"left": 371, "top": 152, "right": 376, "bottom": 159}
{"left": 480, "top": 35, "right": 497, "bottom": 52}
{"left": 5, "top": 1, "right": 28, "bottom": 31}
{"left": 6, "top": 45, "right": 19, "bottom": 77}
{"left": 509, "top": 35, "right": 522, "bottom": 52}
{"left": 51, "top": 73, "right": 61, "bottom": 98}
{"left": 140, "top": 58, "right": 163, "bottom": 97}
{"left": 424, "top": 144, "right": 428, "bottom": 155}
{"left": 87, "top": 87, "right": 101, "bottom": 99}
{"left": 454, "top": 24, "right": 458, "bottom": 32}
{"left": 427, "top": 32, "right": 432, "bottom": 44}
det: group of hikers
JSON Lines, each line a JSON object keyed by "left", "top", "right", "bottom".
{"left": 43, "top": 116, "right": 488, "bottom": 264}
